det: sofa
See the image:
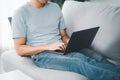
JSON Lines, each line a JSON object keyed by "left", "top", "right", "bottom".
{"left": 1, "top": 1, "right": 120, "bottom": 80}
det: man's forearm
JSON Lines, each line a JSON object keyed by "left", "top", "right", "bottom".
{"left": 62, "top": 35, "right": 69, "bottom": 45}
{"left": 60, "top": 29, "right": 70, "bottom": 45}
{"left": 15, "top": 45, "right": 48, "bottom": 56}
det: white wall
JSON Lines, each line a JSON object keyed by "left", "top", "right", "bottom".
{"left": 0, "top": 0, "right": 28, "bottom": 73}
{"left": 0, "top": 0, "right": 28, "bottom": 51}
{"left": 0, "top": 0, "right": 4, "bottom": 51}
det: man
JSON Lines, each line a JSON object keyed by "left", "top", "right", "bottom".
{"left": 12, "top": 0, "right": 120, "bottom": 80}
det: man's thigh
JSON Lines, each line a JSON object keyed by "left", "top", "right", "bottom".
{"left": 31, "top": 51, "right": 77, "bottom": 70}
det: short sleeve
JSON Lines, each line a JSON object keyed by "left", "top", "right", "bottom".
{"left": 12, "top": 10, "right": 27, "bottom": 38}
{"left": 58, "top": 13, "right": 67, "bottom": 30}
{"left": 55, "top": 4, "right": 66, "bottom": 30}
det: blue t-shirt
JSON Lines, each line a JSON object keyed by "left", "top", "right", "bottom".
{"left": 12, "top": 1, "right": 66, "bottom": 46}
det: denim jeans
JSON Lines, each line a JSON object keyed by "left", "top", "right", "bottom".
{"left": 31, "top": 49, "right": 120, "bottom": 80}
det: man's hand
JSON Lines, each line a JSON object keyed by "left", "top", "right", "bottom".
{"left": 47, "top": 41, "right": 66, "bottom": 51}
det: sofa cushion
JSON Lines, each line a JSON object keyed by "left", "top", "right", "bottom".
{"left": 62, "top": 1, "right": 120, "bottom": 63}
{"left": 1, "top": 50, "right": 89, "bottom": 80}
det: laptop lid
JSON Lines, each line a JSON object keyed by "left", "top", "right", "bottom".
{"left": 64, "top": 27, "right": 99, "bottom": 54}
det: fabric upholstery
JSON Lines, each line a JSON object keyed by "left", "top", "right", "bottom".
{"left": 62, "top": 1, "right": 120, "bottom": 63}
{"left": 1, "top": 50, "right": 89, "bottom": 80}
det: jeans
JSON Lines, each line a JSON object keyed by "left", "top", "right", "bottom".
{"left": 31, "top": 49, "right": 120, "bottom": 80}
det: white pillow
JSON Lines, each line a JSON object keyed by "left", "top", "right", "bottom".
{"left": 62, "top": 1, "right": 120, "bottom": 63}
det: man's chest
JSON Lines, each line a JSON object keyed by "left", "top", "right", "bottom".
{"left": 26, "top": 11, "right": 60, "bottom": 33}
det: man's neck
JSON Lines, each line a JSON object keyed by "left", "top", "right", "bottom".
{"left": 29, "top": 0, "right": 45, "bottom": 8}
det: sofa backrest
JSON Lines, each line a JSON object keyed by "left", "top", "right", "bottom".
{"left": 62, "top": 1, "right": 120, "bottom": 63}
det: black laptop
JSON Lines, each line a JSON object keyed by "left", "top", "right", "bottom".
{"left": 62, "top": 27, "right": 99, "bottom": 54}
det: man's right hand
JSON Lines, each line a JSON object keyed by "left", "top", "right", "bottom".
{"left": 47, "top": 41, "right": 66, "bottom": 51}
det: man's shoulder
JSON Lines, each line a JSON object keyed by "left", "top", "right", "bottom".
{"left": 14, "top": 3, "right": 28, "bottom": 16}
{"left": 47, "top": 1, "right": 61, "bottom": 10}
{"left": 48, "top": 1, "right": 58, "bottom": 6}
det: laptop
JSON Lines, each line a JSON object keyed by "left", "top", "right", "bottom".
{"left": 57, "top": 27, "right": 99, "bottom": 55}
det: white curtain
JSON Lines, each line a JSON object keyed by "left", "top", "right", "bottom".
{"left": 0, "top": 0, "right": 28, "bottom": 50}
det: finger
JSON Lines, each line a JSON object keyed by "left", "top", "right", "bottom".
{"left": 59, "top": 47, "right": 63, "bottom": 51}
{"left": 57, "top": 42, "right": 65, "bottom": 51}
{"left": 59, "top": 46, "right": 64, "bottom": 51}
{"left": 62, "top": 43, "right": 66, "bottom": 49}
{"left": 61, "top": 43, "right": 66, "bottom": 50}
{"left": 60, "top": 45, "right": 65, "bottom": 50}
{"left": 56, "top": 46, "right": 63, "bottom": 51}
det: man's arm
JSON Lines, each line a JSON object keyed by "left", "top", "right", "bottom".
{"left": 14, "top": 38, "right": 66, "bottom": 56}
{"left": 60, "top": 29, "right": 70, "bottom": 45}
{"left": 14, "top": 38, "right": 48, "bottom": 56}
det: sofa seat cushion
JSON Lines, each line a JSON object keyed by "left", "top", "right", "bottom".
{"left": 1, "top": 50, "right": 89, "bottom": 80}
{"left": 62, "top": 1, "right": 120, "bottom": 63}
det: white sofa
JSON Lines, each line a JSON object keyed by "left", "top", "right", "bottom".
{"left": 1, "top": 1, "right": 120, "bottom": 80}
